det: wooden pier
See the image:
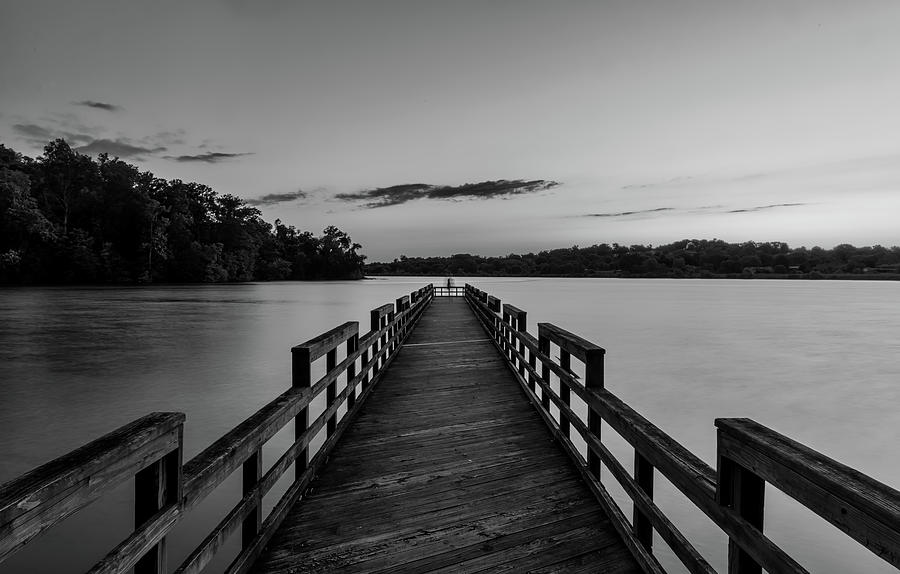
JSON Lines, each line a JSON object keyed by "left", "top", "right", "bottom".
{"left": 1, "top": 283, "right": 899, "bottom": 574}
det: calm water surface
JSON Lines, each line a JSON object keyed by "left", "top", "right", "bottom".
{"left": 0, "top": 278, "right": 897, "bottom": 573}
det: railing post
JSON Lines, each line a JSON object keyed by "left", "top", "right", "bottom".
{"left": 388, "top": 309, "right": 397, "bottom": 353}
{"left": 516, "top": 310, "right": 527, "bottom": 379}
{"left": 347, "top": 333, "right": 358, "bottom": 409}
{"left": 584, "top": 348, "right": 605, "bottom": 479}
{"left": 718, "top": 445, "right": 765, "bottom": 574}
{"left": 488, "top": 297, "right": 501, "bottom": 345}
{"left": 559, "top": 349, "right": 571, "bottom": 438}
{"left": 134, "top": 425, "right": 183, "bottom": 574}
{"left": 370, "top": 309, "right": 382, "bottom": 378}
{"left": 381, "top": 314, "right": 389, "bottom": 358}
{"left": 361, "top": 343, "right": 370, "bottom": 392}
{"left": 241, "top": 448, "right": 262, "bottom": 549}
{"left": 326, "top": 347, "right": 338, "bottom": 436}
{"left": 538, "top": 334, "right": 551, "bottom": 412}
{"left": 502, "top": 310, "right": 513, "bottom": 361}
{"left": 634, "top": 452, "right": 654, "bottom": 550}
{"left": 292, "top": 346, "right": 311, "bottom": 479}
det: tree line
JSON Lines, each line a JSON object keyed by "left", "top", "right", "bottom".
{"left": 366, "top": 240, "right": 900, "bottom": 279}
{"left": 0, "top": 140, "right": 366, "bottom": 284}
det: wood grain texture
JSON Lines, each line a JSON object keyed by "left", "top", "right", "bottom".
{"left": 537, "top": 322, "right": 605, "bottom": 363}
{"left": 717, "top": 418, "right": 900, "bottom": 569}
{"left": 0, "top": 412, "right": 183, "bottom": 562}
{"left": 250, "top": 298, "right": 641, "bottom": 574}
{"left": 292, "top": 321, "right": 359, "bottom": 362}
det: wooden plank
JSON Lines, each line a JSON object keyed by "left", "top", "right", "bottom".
{"left": 504, "top": 347, "right": 715, "bottom": 574}
{"left": 537, "top": 322, "right": 605, "bottom": 363}
{"left": 0, "top": 412, "right": 184, "bottom": 562}
{"left": 182, "top": 386, "right": 312, "bottom": 508}
{"left": 717, "top": 418, "right": 900, "bottom": 569}
{"left": 252, "top": 298, "right": 642, "bottom": 574}
{"left": 292, "top": 321, "right": 358, "bottom": 362}
{"left": 89, "top": 504, "right": 180, "bottom": 574}
{"left": 473, "top": 291, "right": 806, "bottom": 574}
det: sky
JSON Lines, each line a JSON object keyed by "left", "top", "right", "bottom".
{"left": 2, "top": 0, "right": 900, "bottom": 261}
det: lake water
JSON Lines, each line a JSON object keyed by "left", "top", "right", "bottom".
{"left": 0, "top": 278, "right": 897, "bottom": 573}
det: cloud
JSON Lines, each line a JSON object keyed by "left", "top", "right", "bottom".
{"left": 165, "top": 151, "right": 252, "bottom": 163}
{"left": 13, "top": 123, "right": 95, "bottom": 147}
{"left": 246, "top": 190, "right": 307, "bottom": 206}
{"left": 12, "top": 123, "right": 55, "bottom": 140}
{"left": 73, "top": 100, "right": 122, "bottom": 112}
{"left": 585, "top": 207, "right": 675, "bottom": 217}
{"left": 728, "top": 203, "right": 807, "bottom": 213}
{"left": 75, "top": 138, "right": 165, "bottom": 159}
{"left": 337, "top": 179, "right": 559, "bottom": 208}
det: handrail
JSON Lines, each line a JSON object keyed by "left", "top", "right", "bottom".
{"left": 0, "top": 283, "right": 436, "bottom": 574}
{"left": 0, "top": 412, "right": 184, "bottom": 572}
{"left": 464, "top": 283, "right": 900, "bottom": 574}
{"left": 434, "top": 285, "right": 465, "bottom": 297}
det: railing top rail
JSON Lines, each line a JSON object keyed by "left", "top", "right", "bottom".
{"left": 537, "top": 322, "right": 605, "bottom": 361}
{"left": 502, "top": 303, "right": 526, "bottom": 318}
{"left": 291, "top": 321, "right": 358, "bottom": 361}
{"left": 717, "top": 417, "right": 900, "bottom": 566}
{"left": 0, "top": 412, "right": 184, "bottom": 560}
{"left": 370, "top": 303, "right": 394, "bottom": 320}
{"left": 182, "top": 386, "right": 310, "bottom": 508}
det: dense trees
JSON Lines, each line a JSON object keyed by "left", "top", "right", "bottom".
{"left": 0, "top": 140, "right": 366, "bottom": 284}
{"left": 367, "top": 239, "right": 900, "bottom": 279}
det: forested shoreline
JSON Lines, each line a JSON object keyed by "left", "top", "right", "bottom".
{"left": 0, "top": 140, "right": 366, "bottom": 284}
{"left": 367, "top": 240, "right": 900, "bottom": 279}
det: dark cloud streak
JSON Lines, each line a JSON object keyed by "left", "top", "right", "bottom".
{"left": 14, "top": 123, "right": 95, "bottom": 147}
{"left": 75, "top": 138, "right": 165, "bottom": 159}
{"left": 728, "top": 203, "right": 807, "bottom": 213}
{"left": 165, "top": 151, "right": 253, "bottom": 163}
{"left": 337, "top": 179, "right": 559, "bottom": 208}
{"left": 246, "top": 190, "right": 307, "bottom": 206}
{"left": 73, "top": 100, "right": 122, "bottom": 112}
{"left": 585, "top": 207, "right": 675, "bottom": 217}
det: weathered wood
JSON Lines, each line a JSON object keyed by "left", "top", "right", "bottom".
{"left": 469, "top": 300, "right": 687, "bottom": 574}
{"left": 559, "top": 349, "right": 572, "bottom": 438}
{"left": 89, "top": 504, "right": 181, "bottom": 574}
{"left": 717, "top": 418, "right": 900, "bottom": 569}
{"left": 718, "top": 449, "right": 765, "bottom": 574}
{"left": 488, "top": 337, "right": 664, "bottom": 574}
{"left": 634, "top": 452, "right": 654, "bottom": 550}
{"left": 0, "top": 412, "right": 183, "bottom": 562}
{"left": 346, "top": 334, "right": 358, "bottom": 410}
{"left": 538, "top": 332, "right": 551, "bottom": 412}
{"left": 292, "top": 321, "right": 358, "bottom": 362}
{"left": 469, "top": 288, "right": 809, "bottom": 574}
{"left": 537, "top": 322, "right": 605, "bottom": 363}
{"left": 251, "top": 297, "right": 642, "bottom": 574}
{"left": 134, "top": 432, "right": 182, "bottom": 574}
{"left": 242, "top": 449, "right": 262, "bottom": 549}
{"left": 0, "top": 287, "right": 435, "bottom": 574}
{"left": 505, "top": 342, "right": 715, "bottom": 574}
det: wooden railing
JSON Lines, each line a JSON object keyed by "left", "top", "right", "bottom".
{"left": 0, "top": 284, "right": 435, "bottom": 574}
{"left": 465, "top": 284, "right": 900, "bottom": 574}
{"left": 433, "top": 285, "right": 465, "bottom": 297}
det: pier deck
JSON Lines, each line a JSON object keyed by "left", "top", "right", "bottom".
{"left": 250, "top": 297, "right": 641, "bottom": 574}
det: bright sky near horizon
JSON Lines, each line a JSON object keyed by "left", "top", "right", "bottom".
{"left": 2, "top": 0, "right": 900, "bottom": 261}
